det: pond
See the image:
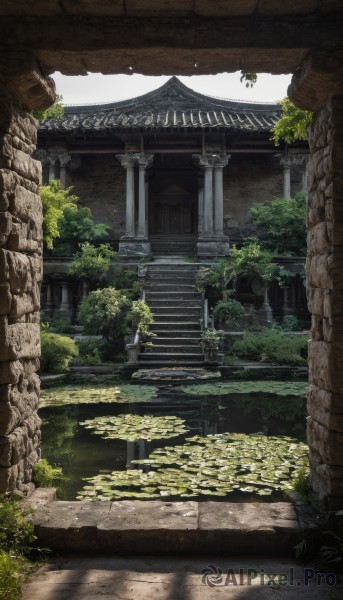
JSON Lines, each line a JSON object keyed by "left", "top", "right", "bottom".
{"left": 39, "top": 380, "right": 308, "bottom": 502}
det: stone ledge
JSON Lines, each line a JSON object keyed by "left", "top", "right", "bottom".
{"left": 27, "top": 493, "right": 306, "bottom": 556}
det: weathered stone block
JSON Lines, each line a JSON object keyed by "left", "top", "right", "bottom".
{"left": 10, "top": 185, "right": 42, "bottom": 226}
{"left": 0, "top": 97, "right": 37, "bottom": 146}
{"left": 308, "top": 386, "right": 343, "bottom": 432}
{"left": 328, "top": 249, "right": 343, "bottom": 290}
{"left": 307, "top": 221, "right": 331, "bottom": 255}
{"left": 0, "top": 317, "right": 40, "bottom": 361}
{"left": 307, "top": 254, "right": 332, "bottom": 289}
{"left": 0, "top": 249, "right": 33, "bottom": 292}
{"left": 0, "top": 449, "right": 39, "bottom": 494}
{"left": 308, "top": 340, "right": 331, "bottom": 390}
{"left": 10, "top": 290, "right": 39, "bottom": 319}
{"left": 307, "top": 416, "right": 343, "bottom": 465}
{"left": 11, "top": 147, "right": 41, "bottom": 184}
{"left": 0, "top": 210, "right": 12, "bottom": 245}
{"left": 0, "top": 413, "right": 41, "bottom": 468}
{"left": 7, "top": 222, "right": 41, "bottom": 252}
{"left": 311, "top": 315, "right": 323, "bottom": 340}
{"left": 0, "top": 282, "right": 12, "bottom": 315}
{"left": 307, "top": 286, "right": 323, "bottom": 316}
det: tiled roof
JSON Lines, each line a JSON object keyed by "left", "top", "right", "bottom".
{"left": 39, "top": 77, "right": 281, "bottom": 134}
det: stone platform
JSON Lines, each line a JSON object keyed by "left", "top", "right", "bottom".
{"left": 26, "top": 490, "right": 314, "bottom": 556}
{"left": 131, "top": 367, "right": 221, "bottom": 384}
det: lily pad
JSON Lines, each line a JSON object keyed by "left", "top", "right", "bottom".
{"left": 178, "top": 380, "right": 307, "bottom": 397}
{"left": 80, "top": 414, "right": 189, "bottom": 442}
{"left": 40, "top": 382, "right": 158, "bottom": 408}
{"left": 77, "top": 432, "right": 308, "bottom": 501}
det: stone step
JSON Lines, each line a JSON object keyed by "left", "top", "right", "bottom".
{"left": 151, "top": 323, "right": 201, "bottom": 331}
{"left": 145, "top": 345, "right": 202, "bottom": 354}
{"left": 145, "top": 292, "right": 201, "bottom": 300}
{"left": 28, "top": 493, "right": 306, "bottom": 556}
{"left": 144, "top": 283, "right": 196, "bottom": 291}
{"left": 149, "top": 300, "right": 202, "bottom": 308}
{"left": 153, "top": 337, "right": 201, "bottom": 345}
{"left": 152, "top": 329, "right": 201, "bottom": 337}
{"left": 138, "top": 359, "right": 205, "bottom": 366}
{"left": 152, "top": 316, "right": 201, "bottom": 324}
{"left": 140, "top": 352, "right": 203, "bottom": 360}
{"left": 152, "top": 307, "right": 201, "bottom": 317}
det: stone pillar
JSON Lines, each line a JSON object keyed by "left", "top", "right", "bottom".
{"left": 289, "top": 49, "right": 343, "bottom": 510}
{"left": 197, "top": 178, "right": 204, "bottom": 234}
{"left": 118, "top": 153, "right": 153, "bottom": 258}
{"left": 82, "top": 280, "right": 89, "bottom": 301}
{"left": 137, "top": 154, "right": 153, "bottom": 238}
{"left": 194, "top": 154, "right": 230, "bottom": 258}
{"left": 116, "top": 154, "right": 136, "bottom": 237}
{"left": 0, "top": 54, "right": 55, "bottom": 494}
{"left": 47, "top": 153, "right": 56, "bottom": 182}
{"left": 58, "top": 153, "right": 71, "bottom": 190}
{"left": 59, "top": 282, "right": 70, "bottom": 314}
{"left": 280, "top": 155, "right": 292, "bottom": 199}
{"left": 213, "top": 156, "right": 230, "bottom": 236}
{"left": 45, "top": 282, "right": 54, "bottom": 315}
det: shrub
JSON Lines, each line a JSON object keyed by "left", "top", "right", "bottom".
{"left": 281, "top": 315, "right": 300, "bottom": 331}
{"left": 229, "top": 327, "right": 308, "bottom": 365}
{"left": 52, "top": 205, "right": 109, "bottom": 256}
{"left": 76, "top": 337, "right": 104, "bottom": 365}
{"left": 32, "top": 459, "right": 63, "bottom": 488}
{"left": 0, "top": 551, "right": 24, "bottom": 600}
{"left": 130, "top": 300, "right": 154, "bottom": 337}
{"left": 40, "top": 180, "right": 77, "bottom": 249}
{"left": 212, "top": 299, "right": 245, "bottom": 326}
{"left": 67, "top": 242, "right": 115, "bottom": 281}
{"left": 40, "top": 332, "right": 79, "bottom": 373}
{"left": 78, "top": 288, "right": 131, "bottom": 341}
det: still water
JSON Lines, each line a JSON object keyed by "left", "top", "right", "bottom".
{"left": 39, "top": 386, "right": 307, "bottom": 500}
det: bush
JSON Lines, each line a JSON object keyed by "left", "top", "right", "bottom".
{"left": 52, "top": 205, "right": 109, "bottom": 256}
{"left": 212, "top": 299, "right": 245, "bottom": 326}
{"left": 78, "top": 288, "right": 131, "bottom": 342}
{"left": 32, "top": 459, "right": 63, "bottom": 488}
{"left": 130, "top": 300, "right": 154, "bottom": 337}
{"left": 40, "top": 332, "right": 79, "bottom": 373}
{"left": 229, "top": 327, "right": 308, "bottom": 365}
{"left": 280, "top": 315, "right": 300, "bottom": 331}
{"left": 0, "top": 551, "right": 24, "bottom": 600}
{"left": 67, "top": 242, "right": 115, "bottom": 281}
{"left": 76, "top": 337, "right": 104, "bottom": 365}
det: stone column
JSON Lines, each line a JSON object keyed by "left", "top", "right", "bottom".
{"left": 202, "top": 157, "right": 214, "bottom": 236}
{"left": 280, "top": 155, "right": 292, "bottom": 199}
{"left": 47, "top": 152, "right": 57, "bottom": 182}
{"left": 0, "top": 54, "right": 55, "bottom": 494}
{"left": 116, "top": 154, "right": 136, "bottom": 237}
{"left": 289, "top": 49, "right": 343, "bottom": 510}
{"left": 58, "top": 152, "right": 71, "bottom": 189}
{"left": 82, "top": 280, "right": 89, "bottom": 301}
{"left": 197, "top": 178, "right": 204, "bottom": 234}
{"left": 45, "top": 282, "right": 54, "bottom": 314}
{"left": 213, "top": 156, "right": 230, "bottom": 236}
{"left": 59, "top": 282, "right": 70, "bottom": 315}
{"left": 137, "top": 154, "right": 153, "bottom": 238}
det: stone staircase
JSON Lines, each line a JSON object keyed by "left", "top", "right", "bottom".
{"left": 139, "top": 263, "right": 204, "bottom": 367}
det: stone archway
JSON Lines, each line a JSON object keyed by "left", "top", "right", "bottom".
{"left": 0, "top": 2, "right": 343, "bottom": 509}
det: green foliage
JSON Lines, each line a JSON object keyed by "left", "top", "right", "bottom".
{"left": 272, "top": 96, "right": 313, "bottom": 145}
{"left": 197, "top": 242, "right": 289, "bottom": 299}
{"left": 200, "top": 328, "right": 222, "bottom": 349}
{"left": 130, "top": 300, "right": 154, "bottom": 337}
{"left": 281, "top": 315, "right": 300, "bottom": 331}
{"left": 0, "top": 497, "right": 37, "bottom": 600}
{"left": 32, "top": 94, "right": 64, "bottom": 121}
{"left": 212, "top": 298, "right": 245, "bottom": 325}
{"left": 0, "top": 551, "right": 24, "bottom": 600}
{"left": 40, "top": 382, "right": 158, "bottom": 408}
{"left": 52, "top": 206, "right": 110, "bottom": 256}
{"left": 76, "top": 337, "right": 104, "bottom": 366}
{"left": 0, "top": 497, "right": 35, "bottom": 556}
{"left": 32, "top": 459, "right": 63, "bottom": 489}
{"left": 40, "top": 332, "right": 79, "bottom": 374}
{"left": 240, "top": 71, "right": 257, "bottom": 88}
{"left": 44, "top": 313, "right": 74, "bottom": 334}
{"left": 250, "top": 192, "right": 306, "bottom": 255}
{"left": 67, "top": 242, "right": 115, "bottom": 280}
{"left": 81, "top": 414, "right": 189, "bottom": 442}
{"left": 40, "top": 180, "right": 78, "bottom": 249}
{"left": 78, "top": 287, "right": 131, "bottom": 340}
{"left": 229, "top": 327, "right": 308, "bottom": 365}
{"left": 109, "top": 265, "right": 140, "bottom": 299}
{"left": 180, "top": 380, "right": 308, "bottom": 397}
{"left": 77, "top": 433, "right": 308, "bottom": 501}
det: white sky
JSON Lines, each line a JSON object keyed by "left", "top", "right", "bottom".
{"left": 52, "top": 72, "right": 292, "bottom": 106}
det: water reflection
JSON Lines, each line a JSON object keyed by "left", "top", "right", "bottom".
{"left": 39, "top": 386, "right": 307, "bottom": 500}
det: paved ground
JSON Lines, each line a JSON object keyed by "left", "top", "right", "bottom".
{"left": 24, "top": 556, "right": 342, "bottom": 600}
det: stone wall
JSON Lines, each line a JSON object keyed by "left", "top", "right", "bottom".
{"left": 0, "top": 94, "right": 42, "bottom": 494}
{"left": 68, "top": 155, "right": 126, "bottom": 238}
{"left": 306, "top": 95, "right": 343, "bottom": 509}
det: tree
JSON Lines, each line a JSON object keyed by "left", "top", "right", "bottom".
{"left": 40, "top": 180, "right": 78, "bottom": 249}
{"left": 240, "top": 71, "right": 258, "bottom": 88}
{"left": 272, "top": 97, "right": 313, "bottom": 145}
{"left": 250, "top": 192, "right": 306, "bottom": 256}
{"left": 67, "top": 242, "right": 115, "bottom": 280}
{"left": 52, "top": 205, "right": 110, "bottom": 255}
{"left": 33, "top": 94, "right": 64, "bottom": 121}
